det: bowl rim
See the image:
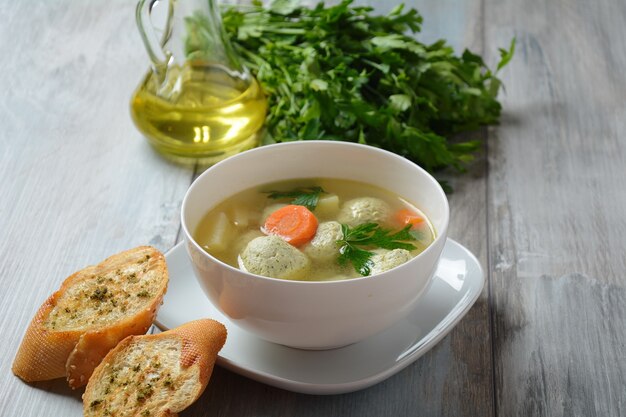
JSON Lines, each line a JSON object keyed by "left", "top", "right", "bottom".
{"left": 181, "top": 141, "right": 450, "bottom": 286}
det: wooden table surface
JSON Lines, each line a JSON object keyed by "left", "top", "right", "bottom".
{"left": 2, "top": 0, "right": 625, "bottom": 416}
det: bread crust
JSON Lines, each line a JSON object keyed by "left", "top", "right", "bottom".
{"left": 83, "top": 319, "right": 227, "bottom": 417}
{"left": 11, "top": 293, "right": 80, "bottom": 382}
{"left": 12, "top": 246, "right": 168, "bottom": 388}
{"left": 174, "top": 319, "right": 228, "bottom": 388}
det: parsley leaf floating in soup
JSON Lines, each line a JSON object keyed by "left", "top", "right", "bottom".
{"left": 264, "top": 186, "right": 325, "bottom": 211}
{"left": 336, "top": 223, "right": 418, "bottom": 276}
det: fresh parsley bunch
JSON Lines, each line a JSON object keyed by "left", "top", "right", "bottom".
{"left": 221, "top": 0, "right": 514, "bottom": 173}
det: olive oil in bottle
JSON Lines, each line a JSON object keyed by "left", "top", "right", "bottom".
{"left": 130, "top": 62, "right": 267, "bottom": 165}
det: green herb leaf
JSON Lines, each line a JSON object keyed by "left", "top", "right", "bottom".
{"left": 336, "top": 223, "right": 417, "bottom": 276}
{"left": 265, "top": 186, "right": 325, "bottom": 210}
{"left": 337, "top": 243, "right": 375, "bottom": 276}
{"left": 309, "top": 79, "right": 329, "bottom": 91}
{"left": 389, "top": 94, "right": 411, "bottom": 112}
{"left": 269, "top": 0, "right": 300, "bottom": 15}
{"left": 497, "top": 37, "right": 516, "bottom": 72}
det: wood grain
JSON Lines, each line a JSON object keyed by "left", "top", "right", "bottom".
{"left": 4, "top": 0, "right": 625, "bottom": 415}
{"left": 485, "top": 0, "right": 626, "bottom": 415}
{"left": 0, "top": 2, "right": 193, "bottom": 416}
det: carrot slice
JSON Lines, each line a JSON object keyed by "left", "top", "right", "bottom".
{"left": 263, "top": 205, "right": 319, "bottom": 247}
{"left": 395, "top": 208, "right": 425, "bottom": 229}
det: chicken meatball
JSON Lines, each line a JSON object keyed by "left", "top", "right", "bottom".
{"left": 239, "top": 235, "right": 310, "bottom": 280}
{"left": 302, "top": 221, "right": 343, "bottom": 262}
{"left": 337, "top": 197, "right": 391, "bottom": 227}
{"left": 369, "top": 249, "right": 413, "bottom": 275}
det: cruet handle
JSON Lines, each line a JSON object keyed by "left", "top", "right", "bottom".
{"left": 136, "top": 0, "right": 171, "bottom": 72}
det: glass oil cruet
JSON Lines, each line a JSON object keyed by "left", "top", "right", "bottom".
{"left": 131, "top": 0, "right": 267, "bottom": 164}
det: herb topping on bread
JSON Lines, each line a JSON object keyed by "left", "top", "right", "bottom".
{"left": 12, "top": 246, "right": 169, "bottom": 388}
{"left": 83, "top": 319, "right": 227, "bottom": 417}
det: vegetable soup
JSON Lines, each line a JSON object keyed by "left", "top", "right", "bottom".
{"left": 194, "top": 178, "right": 435, "bottom": 281}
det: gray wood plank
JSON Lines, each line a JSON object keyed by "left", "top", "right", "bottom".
{"left": 485, "top": 0, "right": 626, "bottom": 415}
{"left": 0, "top": 2, "right": 193, "bottom": 416}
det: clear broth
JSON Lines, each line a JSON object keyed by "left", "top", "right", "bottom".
{"left": 194, "top": 178, "right": 435, "bottom": 281}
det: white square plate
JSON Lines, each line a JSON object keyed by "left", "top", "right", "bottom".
{"left": 156, "top": 238, "right": 484, "bottom": 394}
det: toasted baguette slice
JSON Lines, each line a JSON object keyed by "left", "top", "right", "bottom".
{"left": 12, "top": 246, "right": 168, "bottom": 388}
{"left": 83, "top": 319, "right": 227, "bottom": 417}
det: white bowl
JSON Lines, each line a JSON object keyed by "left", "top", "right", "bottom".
{"left": 181, "top": 141, "right": 449, "bottom": 349}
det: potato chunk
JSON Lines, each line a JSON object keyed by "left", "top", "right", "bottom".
{"left": 315, "top": 194, "right": 340, "bottom": 218}
{"left": 202, "top": 212, "right": 235, "bottom": 252}
{"left": 229, "top": 206, "right": 260, "bottom": 228}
